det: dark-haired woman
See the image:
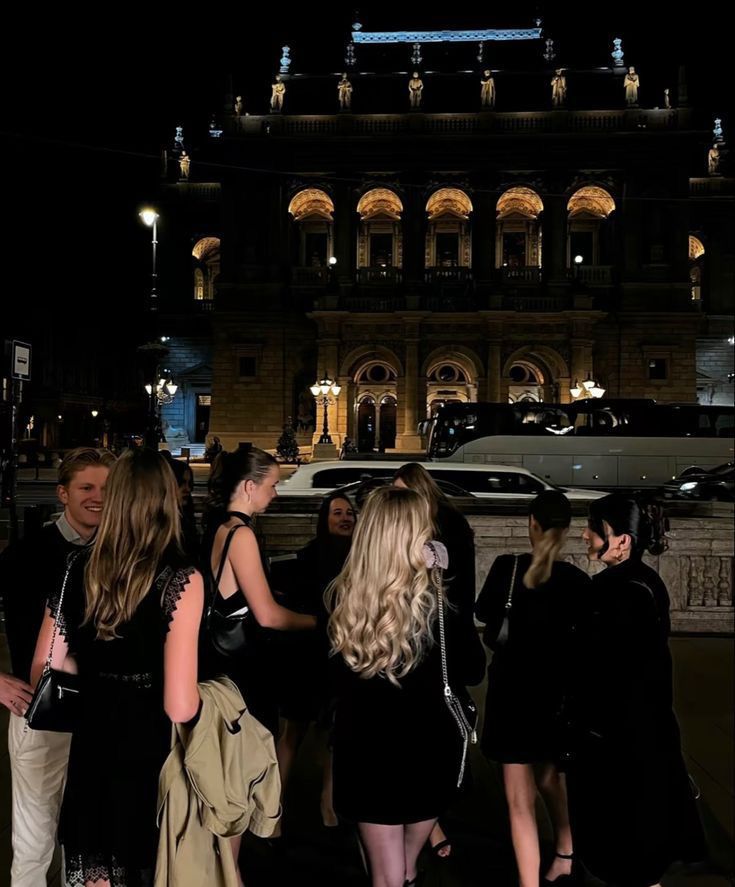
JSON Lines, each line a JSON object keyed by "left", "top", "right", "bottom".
{"left": 202, "top": 447, "right": 316, "bottom": 735}
{"left": 274, "top": 492, "right": 356, "bottom": 826}
{"left": 568, "top": 495, "right": 706, "bottom": 887}
{"left": 475, "top": 491, "right": 590, "bottom": 887}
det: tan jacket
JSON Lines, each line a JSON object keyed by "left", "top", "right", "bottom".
{"left": 154, "top": 677, "right": 281, "bottom": 887}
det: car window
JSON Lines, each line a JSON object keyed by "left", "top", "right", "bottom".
{"left": 429, "top": 469, "right": 540, "bottom": 494}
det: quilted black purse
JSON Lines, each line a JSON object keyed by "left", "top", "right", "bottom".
{"left": 26, "top": 549, "right": 86, "bottom": 733}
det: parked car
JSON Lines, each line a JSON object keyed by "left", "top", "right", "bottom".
{"left": 279, "top": 460, "right": 607, "bottom": 501}
{"left": 333, "top": 476, "right": 477, "bottom": 507}
{"left": 662, "top": 462, "right": 735, "bottom": 501}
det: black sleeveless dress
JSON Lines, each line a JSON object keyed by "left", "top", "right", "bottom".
{"left": 50, "top": 553, "right": 196, "bottom": 887}
{"left": 200, "top": 514, "right": 279, "bottom": 735}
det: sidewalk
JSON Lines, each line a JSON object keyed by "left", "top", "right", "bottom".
{"left": 0, "top": 636, "right": 731, "bottom": 886}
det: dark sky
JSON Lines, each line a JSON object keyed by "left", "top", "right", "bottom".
{"left": 2, "top": 3, "right": 730, "bottom": 337}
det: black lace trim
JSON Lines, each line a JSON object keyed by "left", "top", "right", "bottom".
{"left": 66, "top": 852, "right": 127, "bottom": 886}
{"left": 161, "top": 565, "right": 196, "bottom": 631}
{"left": 47, "top": 589, "right": 69, "bottom": 640}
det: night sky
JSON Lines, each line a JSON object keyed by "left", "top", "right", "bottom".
{"left": 2, "top": 4, "right": 730, "bottom": 394}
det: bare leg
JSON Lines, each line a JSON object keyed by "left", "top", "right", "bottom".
{"left": 358, "top": 822, "right": 408, "bottom": 887}
{"left": 230, "top": 834, "right": 245, "bottom": 887}
{"left": 504, "top": 763, "right": 541, "bottom": 887}
{"left": 535, "top": 764, "right": 573, "bottom": 881}
{"left": 404, "top": 818, "right": 437, "bottom": 882}
{"left": 428, "top": 820, "right": 451, "bottom": 857}
{"left": 320, "top": 745, "right": 338, "bottom": 827}
{"left": 276, "top": 718, "right": 309, "bottom": 793}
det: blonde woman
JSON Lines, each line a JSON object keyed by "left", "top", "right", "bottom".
{"left": 31, "top": 449, "right": 203, "bottom": 887}
{"left": 475, "top": 491, "right": 590, "bottom": 887}
{"left": 328, "top": 486, "right": 484, "bottom": 887}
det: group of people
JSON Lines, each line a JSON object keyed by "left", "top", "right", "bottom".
{"left": 0, "top": 447, "right": 706, "bottom": 887}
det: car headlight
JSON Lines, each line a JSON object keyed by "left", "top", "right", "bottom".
{"left": 680, "top": 481, "right": 698, "bottom": 491}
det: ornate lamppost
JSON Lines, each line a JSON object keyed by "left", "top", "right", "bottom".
{"left": 310, "top": 372, "right": 341, "bottom": 444}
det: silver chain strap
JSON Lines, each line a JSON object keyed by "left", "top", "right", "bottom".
{"left": 504, "top": 555, "right": 519, "bottom": 612}
{"left": 432, "top": 565, "right": 477, "bottom": 787}
{"left": 43, "top": 548, "right": 87, "bottom": 677}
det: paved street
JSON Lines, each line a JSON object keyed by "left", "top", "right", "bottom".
{"left": 0, "top": 635, "right": 731, "bottom": 887}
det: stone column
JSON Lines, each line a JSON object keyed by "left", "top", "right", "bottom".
{"left": 400, "top": 323, "right": 423, "bottom": 449}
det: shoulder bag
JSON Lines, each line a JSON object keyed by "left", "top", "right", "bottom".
{"left": 26, "top": 548, "right": 87, "bottom": 732}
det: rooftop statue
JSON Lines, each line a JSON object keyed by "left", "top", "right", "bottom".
{"left": 174, "top": 125, "right": 185, "bottom": 152}
{"left": 664, "top": 88, "right": 671, "bottom": 109}
{"left": 551, "top": 69, "right": 567, "bottom": 107}
{"left": 480, "top": 70, "right": 496, "bottom": 108}
{"left": 708, "top": 144, "right": 721, "bottom": 176}
{"left": 624, "top": 66, "right": 639, "bottom": 106}
{"left": 338, "top": 74, "right": 353, "bottom": 110}
{"left": 713, "top": 117, "right": 724, "bottom": 143}
{"left": 179, "top": 152, "right": 190, "bottom": 181}
{"left": 270, "top": 75, "right": 286, "bottom": 113}
{"left": 543, "top": 38, "right": 556, "bottom": 63}
{"left": 409, "top": 72, "right": 424, "bottom": 109}
{"left": 234, "top": 95, "right": 243, "bottom": 115}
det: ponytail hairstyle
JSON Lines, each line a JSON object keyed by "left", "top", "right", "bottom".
{"left": 588, "top": 493, "right": 669, "bottom": 559}
{"left": 523, "top": 490, "right": 572, "bottom": 589}
{"left": 203, "top": 444, "right": 277, "bottom": 535}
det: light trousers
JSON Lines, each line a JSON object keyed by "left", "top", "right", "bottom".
{"left": 8, "top": 713, "right": 71, "bottom": 887}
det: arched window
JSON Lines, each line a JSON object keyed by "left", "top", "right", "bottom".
{"left": 192, "top": 236, "right": 221, "bottom": 301}
{"left": 288, "top": 188, "right": 335, "bottom": 268}
{"left": 689, "top": 235, "right": 705, "bottom": 301}
{"left": 566, "top": 186, "right": 616, "bottom": 268}
{"left": 425, "top": 188, "right": 473, "bottom": 271}
{"left": 495, "top": 188, "right": 544, "bottom": 274}
{"left": 356, "top": 189, "right": 403, "bottom": 274}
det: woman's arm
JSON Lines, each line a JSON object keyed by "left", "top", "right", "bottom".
{"left": 30, "top": 609, "right": 74, "bottom": 688}
{"left": 228, "top": 528, "right": 316, "bottom": 631}
{"left": 164, "top": 570, "right": 204, "bottom": 724}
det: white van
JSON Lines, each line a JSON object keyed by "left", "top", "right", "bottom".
{"left": 279, "top": 460, "right": 606, "bottom": 501}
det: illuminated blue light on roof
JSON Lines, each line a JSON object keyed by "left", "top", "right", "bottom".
{"left": 352, "top": 29, "right": 542, "bottom": 44}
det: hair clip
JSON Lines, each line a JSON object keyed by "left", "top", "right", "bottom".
{"left": 423, "top": 540, "right": 448, "bottom": 569}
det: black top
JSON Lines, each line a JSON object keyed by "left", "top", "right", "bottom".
{"left": 0, "top": 521, "right": 84, "bottom": 682}
{"left": 567, "top": 558, "right": 706, "bottom": 885}
{"left": 475, "top": 553, "right": 591, "bottom": 763}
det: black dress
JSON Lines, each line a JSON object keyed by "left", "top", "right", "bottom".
{"left": 475, "top": 553, "right": 591, "bottom": 763}
{"left": 271, "top": 535, "right": 350, "bottom": 722}
{"left": 331, "top": 586, "right": 485, "bottom": 825}
{"left": 51, "top": 554, "right": 196, "bottom": 887}
{"left": 200, "top": 515, "right": 279, "bottom": 735}
{"left": 566, "top": 559, "right": 706, "bottom": 887}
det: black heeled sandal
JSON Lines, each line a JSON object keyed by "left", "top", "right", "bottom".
{"left": 542, "top": 851, "right": 576, "bottom": 885}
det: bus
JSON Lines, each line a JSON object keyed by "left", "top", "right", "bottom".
{"left": 424, "top": 400, "right": 734, "bottom": 489}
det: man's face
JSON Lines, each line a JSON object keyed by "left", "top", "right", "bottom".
{"left": 57, "top": 465, "right": 110, "bottom": 540}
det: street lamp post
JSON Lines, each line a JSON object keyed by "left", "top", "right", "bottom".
{"left": 138, "top": 208, "right": 168, "bottom": 449}
{"left": 139, "top": 208, "right": 159, "bottom": 314}
{"left": 310, "top": 372, "right": 341, "bottom": 445}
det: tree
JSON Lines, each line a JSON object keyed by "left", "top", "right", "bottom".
{"left": 276, "top": 418, "right": 300, "bottom": 463}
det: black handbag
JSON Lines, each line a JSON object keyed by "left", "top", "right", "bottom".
{"left": 493, "top": 555, "right": 519, "bottom": 648}
{"left": 206, "top": 524, "right": 255, "bottom": 657}
{"left": 26, "top": 549, "right": 86, "bottom": 733}
{"left": 429, "top": 554, "right": 478, "bottom": 788}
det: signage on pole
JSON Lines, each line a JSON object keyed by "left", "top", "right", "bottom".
{"left": 11, "top": 340, "right": 31, "bottom": 381}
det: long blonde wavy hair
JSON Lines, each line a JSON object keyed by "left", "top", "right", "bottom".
{"left": 84, "top": 449, "right": 182, "bottom": 639}
{"left": 327, "top": 486, "right": 436, "bottom": 686}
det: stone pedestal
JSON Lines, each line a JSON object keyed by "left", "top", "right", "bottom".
{"left": 312, "top": 442, "right": 339, "bottom": 461}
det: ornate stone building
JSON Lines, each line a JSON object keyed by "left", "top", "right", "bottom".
{"left": 153, "top": 24, "right": 734, "bottom": 452}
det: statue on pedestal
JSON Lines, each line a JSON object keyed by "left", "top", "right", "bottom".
{"left": 409, "top": 72, "right": 424, "bottom": 109}
{"left": 708, "top": 144, "right": 721, "bottom": 176}
{"left": 179, "top": 152, "right": 190, "bottom": 181}
{"left": 664, "top": 88, "right": 671, "bottom": 109}
{"left": 234, "top": 95, "right": 243, "bottom": 115}
{"left": 551, "top": 69, "right": 567, "bottom": 107}
{"left": 337, "top": 74, "right": 353, "bottom": 110}
{"left": 270, "top": 75, "right": 286, "bottom": 112}
{"left": 480, "top": 70, "right": 496, "bottom": 108}
{"left": 624, "top": 66, "right": 640, "bottom": 106}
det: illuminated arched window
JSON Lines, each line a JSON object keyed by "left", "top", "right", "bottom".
{"left": 356, "top": 189, "right": 403, "bottom": 270}
{"left": 192, "top": 236, "right": 221, "bottom": 301}
{"left": 425, "top": 188, "right": 473, "bottom": 269}
{"left": 288, "top": 188, "right": 335, "bottom": 268}
{"left": 495, "top": 188, "right": 543, "bottom": 272}
{"left": 566, "top": 186, "right": 615, "bottom": 267}
{"left": 689, "top": 235, "right": 705, "bottom": 301}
